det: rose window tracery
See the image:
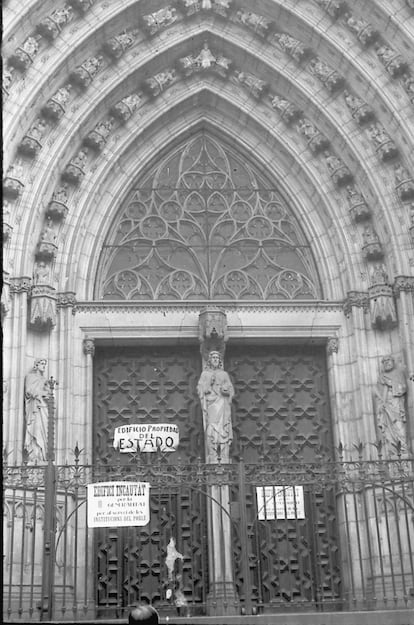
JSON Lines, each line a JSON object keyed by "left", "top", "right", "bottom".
{"left": 97, "top": 134, "right": 321, "bottom": 300}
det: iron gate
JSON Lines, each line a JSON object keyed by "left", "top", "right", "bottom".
{"left": 3, "top": 451, "right": 414, "bottom": 621}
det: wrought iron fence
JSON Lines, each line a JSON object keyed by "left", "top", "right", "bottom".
{"left": 3, "top": 449, "right": 414, "bottom": 621}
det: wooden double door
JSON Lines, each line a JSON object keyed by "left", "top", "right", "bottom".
{"left": 93, "top": 344, "right": 340, "bottom": 615}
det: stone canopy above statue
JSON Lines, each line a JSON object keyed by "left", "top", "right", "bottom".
{"left": 96, "top": 133, "right": 321, "bottom": 301}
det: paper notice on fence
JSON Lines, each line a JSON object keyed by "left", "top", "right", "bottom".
{"left": 87, "top": 482, "right": 150, "bottom": 527}
{"left": 113, "top": 423, "right": 179, "bottom": 453}
{"left": 256, "top": 485, "right": 305, "bottom": 520}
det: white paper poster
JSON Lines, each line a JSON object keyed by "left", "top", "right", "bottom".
{"left": 256, "top": 485, "right": 305, "bottom": 520}
{"left": 113, "top": 423, "right": 179, "bottom": 453}
{"left": 87, "top": 481, "right": 150, "bottom": 527}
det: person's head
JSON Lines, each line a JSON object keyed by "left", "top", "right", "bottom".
{"left": 207, "top": 351, "right": 222, "bottom": 370}
{"left": 128, "top": 604, "right": 159, "bottom": 625}
{"left": 382, "top": 355, "right": 395, "bottom": 372}
{"left": 34, "top": 358, "right": 47, "bottom": 373}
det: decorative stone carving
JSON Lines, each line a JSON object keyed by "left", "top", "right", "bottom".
{"left": 198, "top": 307, "right": 228, "bottom": 365}
{"left": 33, "top": 261, "right": 52, "bottom": 286}
{"left": 36, "top": 218, "right": 58, "bottom": 260}
{"left": 324, "top": 151, "right": 352, "bottom": 186}
{"left": 102, "top": 31, "right": 138, "bottom": 60}
{"left": 393, "top": 275, "right": 414, "bottom": 297}
{"left": 70, "top": 55, "right": 104, "bottom": 90}
{"left": 18, "top": 118, "right": 48, "bottom": 158}
{"left": 83, "top": 337, "right": 95, "bottom": 356}
{"left": 29, "top": 285, "right": 57, "bottom": 331}
{"left": 406, "top": 0, "right": 414, "bottom": 9}
{"left": 375, "top": 43, "right": 408, "bottom": 77}
{"left": 233, "top": 70, "right": 268, "bottom": 99}
{"left": 176, "top": 0, "right": 232, "bottom": 17}
{"left": 42, "top": 84, "right": 72, "bottom": 121}
{"left": 296, "top": 118, "right": 329, "bottom": 154}
{"left": 177, "top": 43, "right": 232, "bottom": 78}
{"left": 62, "top": 149, "right": 88, "bottom": 185}
{"left": 362, "top": 225, "right": 383, "bottom": 260}
{"left": 142, "top": 69, "right": 177, "bottom": 97}
{"left": 346, "top": 186, "right": 371, "bottom": 222}
{"left": 343, "top": 90, "right": 374, "bottom": 125}
{"left": 394, "top": 163, "right": 414, "bottom": 200}
{"left": 67, "top": 0, "right": 95, "bottom": 12}
{"left": 8, "top": 35, "right": 41, "bottom": 71}
{"left": 343, "top": 290, "right": 369, "bottom": 316}
{"left": 3, "top": 161, "right": 24, "bottom": 199}
{"left": 3, "top": 67, "right": 14, "bottom": 96}
{"left": 36, "top": 6, "right": 74, "bottom": 41}
{"left": 401, "top": 73, "right": 414, "bottom": 103}
{"left": 368, "top": 123, "right": 398, "bottom": 161}
{"left": 3, "top": 200, "right": 13, "bottom": 242}
{"left": 308, "top": 58, "right": 344, "bottom": 92}
{"left": 234, "top": 8, "right": 274, "bottom": 38}
{"left": 410, "top": 204, "right": 414, "bottom": 243}
{"left": 342, "top": 13, "right": 377, "bottom": 46}
{"left": 327, "top": 337, "right": 339, "bottom": 354}
{"left": 197, "top": 351, "right": 234, "bottom": 463}
{"left": 375, "top": 355, "right": 409, "bottom": 457}
{"left": 84, "top": 118, "right": 114, "bottom": 152}
{"left": 274, "top": 33, "right": 311, "bottom": 63}
{"left": 46, "top": 185, "right": 70, "bottom": 220}
{"left": 24, "top": 359, "right": 49, "bottom": 461}
{"left": 10, "top": 276, "right": 32, "bottom": 296}
{"left": 269, "top": 94, "right": 301, "bottom": 124}
{"left": 110, "top": 93, "right": 142, "bottom": 123}
{"left": 368, "top": 265, "right": 397, "bottom": 330}
{"left": 57, "top": 292, "right": 77, "bottom": 309}
{"left": 314, "top": 0, "right": 347, "bottom": 19}
{"left": 142, "top": 7, "right": 178, "bottom": 35}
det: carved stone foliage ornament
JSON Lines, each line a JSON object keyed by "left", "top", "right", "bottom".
{"left": 111, "top": 93, "right": 142, "bottom": 123}
{"left": 29, "top": 285, "right": 57, "bottom": 331}
{"left": 343, "top": 291, "right": 369, "bottom": 316}
{"left": 368, "top": 265, "right": 397, "bottom": 330}
{"left": 375, "top": 355, "right": 409, "bottom": 457}
{"left": 393, "top": 275, "right": 414, "bottom": 297}
{"left": 234, "top": 9, "right": 273, "bottom": 38}
{"left": 177, "top": 43, "right": 232, "bottom": 79}
{"left": 98, "top": 134, "right": 320, "bottom": 301}
{"left": 142, "top": 7, "right": 178, "bottom": 35}
{"left": 343, "top": 91, "right": 374, "bottom": 125}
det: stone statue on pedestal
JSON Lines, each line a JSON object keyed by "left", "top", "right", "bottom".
{"left": 24, "top": 359, "right": 49, "bottom": 462}
{"left": 197, "top": 351, "right": 234, "bottom": 463}
{"left": 375, "top": 355, "right": 409, "bottom": 457}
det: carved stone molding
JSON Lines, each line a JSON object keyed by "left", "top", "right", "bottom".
{"left": 343, "top": 291, "right": 369, "bottom": 316}
{"left": 10, "top": 276, "right": 32, "bottom": 296}
{"left": 198, "top": 307, "right": 228, "bottom": 364}
{"left": 327, "top": 337, "right": 339, "bottom": 354}
{"left": 393, "top": 276, "right": 414, "bottom": 297}
{"left": 57, "top": 292, "right": 78, "bottom": 309}
{"left": 29, "top": 285, "right": 57, "bottom": 331}
{"left": 83, "top": 337, "right": 95, "bottom": 356}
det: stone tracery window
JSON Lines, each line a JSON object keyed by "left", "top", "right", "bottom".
{"left": 96, "top": 134, "right": 321, "bottom": 300}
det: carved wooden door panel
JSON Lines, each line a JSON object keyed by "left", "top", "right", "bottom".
{"left": 93, "top": 346, "right": 205, "bottom": 615}
{"left": 226, "top": 345, "right": 341, "bottom": 610}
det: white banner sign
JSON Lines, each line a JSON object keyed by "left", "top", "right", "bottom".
{"left": 256, "top": 485, "right": 305, "bottom": 520}
{"left": 87, "top": 481, "right": 150, "bottom": 527}
{"left": 113, "top": 423, "right": 179, "bottom": 453}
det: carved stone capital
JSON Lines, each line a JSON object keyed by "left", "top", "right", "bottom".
{"left": 393, "top": 276, "right": 414, "bottom": 297}
{"left": 10, "top": 276, "right": 32, "bottom": 295}
{"left": 57, "top": 292, "right": 77, "bottom": 309}
{"left": 327, "top": 337, "right": 339, "bottom": 354}
{"left": 29, "top": 285, "right": 57, "bottom": 331}
{"left": 83, "top": 337, "right": 95, "bottom": 356}
{"left": 343, "top": 291, "right": 369, "bottom": 316}
{"left": 198, "top": 307, "right": 228, "bottom": 363}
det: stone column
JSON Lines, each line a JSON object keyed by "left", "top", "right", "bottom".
{"left": 198, "top": 308, "right": 238, "bottom": 615}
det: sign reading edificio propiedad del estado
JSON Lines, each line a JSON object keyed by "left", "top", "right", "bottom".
{"left": 113, "top": 423, "right": 179, "bottom": 453}
{"left": 87, "top": 481, "right": 150, "bottom": 528}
